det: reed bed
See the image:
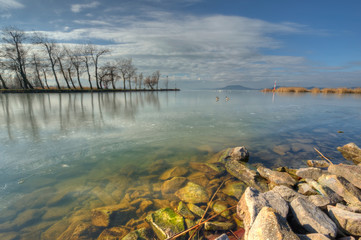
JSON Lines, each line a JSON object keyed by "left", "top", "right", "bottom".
{"left": 261, "top": 87, "right": 361, "bottom": 94}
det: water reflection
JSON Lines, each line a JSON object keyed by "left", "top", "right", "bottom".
{"left": 0, "top": 92, "right": 162, "bottom": 141}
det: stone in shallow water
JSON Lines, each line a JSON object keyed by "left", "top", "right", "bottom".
{"left": 175, "top": 182, "right": 209, "bottom": 204}
{"left": 177, "top": 201, "right": 195, "bottom": 220}
{"left": 273, "top": 144, "right": 291, "bottom": 156}
{"left": 211, "top": 201, "right": 230, "bottom": 219}
{"left": 247, "top": 207, "right": 299, "bottom": 240}
{"left": 146, "top": 208, "right": 186, "bottom": 240}
{"left": 91, "top": 203, "right": 136, "bottom": 227}
{"left": 306, "top": 160, "right": 330, "bottom": 168}
{"left": 204, "top": 221, "right": 235, "bottom": 231}
{"left": 187, "top": 203, "right": 205, "bottom": 218}
{"left": 296, "top": 167, "right": 323, "bottom": 180}
{"left": 122, "top": 228, "right": 153, "bottom": 240}
{"left": 159, "top": 166, "right": 188, "bottom": 180}
{"left": 230, "top": 146, "right": 249, "bottom": 162}
{"left": 161, "top": 177, "right": 187, "bottom": 194}
{"left": 97, "top": 227, "right": 129, "bottom": 240}
{"left": 306, "top": 179, "right": 343, "bottom": 204}
{"left": 327, "top": 205, "right": 361, "bottom": 236}
{"left": 257, "top": 166, "right": 297, "bottom": 187}
{"left": 222, "top": 180, "right": 247, "bottom": 200}
{"left": 337, "top": 142, "right": 361, "bottom": 163}
{"left": 290, "top": 197, "right": 337, "bottom": 238}
{"left": 187, "top": 172, "right": 209, "bottom": 188}
{"left": 328, "top": 164, "right": 361, "bottom": 190}
{"left": 189, "top": 162, "right": 225, "bottom": 177}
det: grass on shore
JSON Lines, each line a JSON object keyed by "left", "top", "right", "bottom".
{"left": 261, "top": 87, "right": 361, "bottom": 94}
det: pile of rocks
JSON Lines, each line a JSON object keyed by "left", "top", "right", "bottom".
{"left": 54, "top": 142, "right": 361, "bottom": 240}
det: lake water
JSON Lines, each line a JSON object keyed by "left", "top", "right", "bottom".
{"left": 0, "top": 90, "right": 361, "bottom": 238}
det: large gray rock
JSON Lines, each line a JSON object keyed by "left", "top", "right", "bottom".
{"left": 247, "top": 207, "right": 299, "bottom": 240}
{"left": 145, "top": 208, "right": 186, "bottom": 240}
{"left": 328, "top": 164, "right": 361, "bottom": 189}
{"left": 290, "top": 197, "right": 337, "bottom": 238}
{"left": 175, "top": 182, "right": 209, "bottom": 204}
{"left": 296, "top": 168, "right": 323, "bottom": 180}
{"left": 337, "top": 142, "right": 361, "bottom": 163}
{"left": 318, "top": 174, "right": 361, "bottom": 206}
{"left": 230, "top": 146, "right": 249, "bottom": 162}
{"left": 237, "top": 187, "right": 289, "bottom": 238}
{"left": 327, "top": 205, "right": 361, "bottom": 236}
{"left": 272, "top": 185, "right": 307, "bottom": 202}
{"left": 257, "top": 166, "right": 297, "bottom": 187}
{"left": 307, "top": 195, "right": 331, "bottom": 210}
{"left": 298, "top": 183, "right": 318, "bottom": 196}
{"left": 306, "top": 179, "right": 343, "bottom": 204}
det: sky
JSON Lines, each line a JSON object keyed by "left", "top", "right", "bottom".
{"left": 1, "top": 0, "right": 361, "bottom": 89}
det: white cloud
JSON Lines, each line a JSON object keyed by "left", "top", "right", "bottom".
{"left": 0, "top": 0, "right": 24, "bottom": 10}
{"left": 71, "top": 1, "right": 100, "bottom": 13}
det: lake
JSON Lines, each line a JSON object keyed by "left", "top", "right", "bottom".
{"left": 0, "top": 90, "right": 361, "bottom": 238}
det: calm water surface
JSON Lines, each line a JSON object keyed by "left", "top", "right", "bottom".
{"left": 0, "top": 90, "right": 361, "bottom": 238}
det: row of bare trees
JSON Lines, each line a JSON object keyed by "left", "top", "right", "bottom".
{"left": 0, "top": 26, "right": 161, "bottom": 90}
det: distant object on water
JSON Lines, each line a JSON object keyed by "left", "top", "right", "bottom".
{"left": 216, "top": 96, "right": 219, "bottom": 102}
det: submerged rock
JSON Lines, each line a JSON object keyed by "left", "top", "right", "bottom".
{"left": 159, "top": 166, "right": 188, "bottom": 180}
{"left": 187, "top": 203, "right": 205, "bottom": 218}
{"left": 290, "top": 197, "right": 337, "bottom": 238}
{"left": 296, "top": 168, "right": 323, "bottom": 181}
{"left": 175, "top": 182, "right": 209, "bottom": 204}
{"left": 161, "top": 177, "right": 187, "bottom": 194}
{"left": 306, "top": 160, "right": 330, "bottom": 168}
{"left": 91, "top": 203, "right": 136, "bottom": 227}
{"left": 204, "top": 221, "right": 235, "bottom": 231}
{"left": 247, "top": 207, "right": 299, "bottom": 240}
{"left": 337, "top": 142, "right": 361, "bottom": 163}
{"left": 327, "top": 205, "right": 361, "bottom": 236}
{"left": 189, "top": 162, "right": 225, "bottom": 177}
{"left": 177, "top": 201, "right": 195, "bottom": 220}
{"left": 211, "top": 201, "right": 230, "bottom": 219}
{"left": 146, "top": 208, "right": 186, "bottom": 240}
{"left": 97, "top": 227, "right": 129, "bottom": 240}
{"left": 222, "top": 180, "right": 247, "bottom": 200}
{"left": 122, "top": 228, "right": 153, "bottom": 240}
{"left": 229, "top": 146, "right": 249, "bottom": 162}
{"left": 257, "top": 166, "right": 297, "bottom": 187}
{"left": 328, "top": 164, "right": 361, "bottom": 189}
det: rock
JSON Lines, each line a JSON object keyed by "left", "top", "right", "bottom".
{"left": 290, "top": 197, "right": 337, "bottom": 238}
{"left": 306, "top": 179, "right": 343, "bottom": 204}
{"left": 161, "top": 177, "right": 187, "bottom": 194}
{"left": 296, "top": 168, "right": 323, "bottom": 180}
{"left": 307, "top": 195, "right": 331, "bottom": 209}
{"left": 247, "top": 207, "right": 299, "bottom": 240}
{"left": 122, "top": 228, "right": 153, "bottom": 240}
{"left": 214, "top": 233, "right": 230, "bottom": 240}
{"left": 273, "top": 144, "right": 291, "bottom": 155}
{"left": 187, "top": 203, "right": 205, "bottom": 218}
{"left": 91, "top": 203, "right": 136, "bottom": 227}
{"left": 336, "top": 203, "right": 361, "bottom": 213}
{"left": 337, "top": 142, "right": 361, "bottom": 163}
{"left": 222, "top": 180, "right": 247, "bottom": 200}
{"left": 177, "top": 201, "right": 195, "bottom": 220}
{"left": 298, "top": 183, "right": 318, "bottom": 196}
{"left": 97, "top": 227, "right": 129, "bottom": 240}
{"left": 297, "top": 233, "right": 332, "bottom": 240}
{"left": 57, "top": 221, "right": 102, "bottom": 240}
{"left": 237, "top": 187, "right": 289, "bottom": 237}
{"left": 318, "top": 174, "right": 361, "bottom": 206}
{"left": 211, "top": 201, "right": 230, "bottom": 219}
{"left": 327, "top": 205, "right": 361, "bottom": 236}
{"left": 337, "top": 237, "right": 357, "bottom": 240}
{"left": 175, "top": 182, "right": 209, "bottom": 204}
{"left": 159, "top": 166, "right": 188, "bottom": 180}
{"left": 145, "top": 208, "right": 186, "bottom": 240}
{"left": 328, "top": 164, "right": 361, "bottom": 189}
{"left": 139, "top": 199, "right": 153, "bottom": 212}
{"left": 189, "top": 162, "right": 225, "bottom": 176}
{"left": 257, "top": 166, "right": 297, "bottom": 187}
{"left": 230, "top": 146, "right": 249, "bottom": 162}
{"left": 204, "top": 221, "right": 235, "bottom": 231}
{"left": 225, "top": 159, "right": 268, "bottom": 192}
{"left": 272, "top": 185, "right": 307, "bottom": 202}
{"left": 306, "top": 160, "right": 330, "bottom": 168}
{"left": 187, "top": 172, "right": 209, "bottom": 188}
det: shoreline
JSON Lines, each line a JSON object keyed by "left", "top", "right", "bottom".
{"left": 261, "top": 87, "right": 361, "bottom": 94}
{"left": 0, "top": 88, "right": 180, "bottom": 94}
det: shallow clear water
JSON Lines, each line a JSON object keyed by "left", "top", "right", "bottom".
{"left": 0, "top": 90, "right": 361, "bottom": 238}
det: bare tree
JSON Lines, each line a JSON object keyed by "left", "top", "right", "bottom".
{"left": 33, "top": 33, "right": 62, "bottom": 89}
{"left": 31, "top": 53, "right": 45, "bottom": 89}
{"left": 1, "top": 26, "right": 33, "bottom": 89}
{"left": 153, "top": 70, "right": 160, "bottom": 89}
{"left": 82, "top": 44, "right": 94, "bottom": 89}
{"left": 56, "top": 46, "right": 72, "bottom": 89}
{"left": 138, "top": 72, "right": 143, "bottom": 89}
{"left": 88, "top": 44, "right": 109, "bottom": 89}
{"left": 0, "top": 60, "right": 9, "bottom": 89}
{"left": 66, "top": 46, "right": 84, "bottom": 89}
{"left": 118, "top": 58, "right": 136, "bottom": 89}
{"left": 144, "top": 75, "right": 153, "bottom": 89}
{"left": 99, "top": 62, "right": 119, "bottom": 89}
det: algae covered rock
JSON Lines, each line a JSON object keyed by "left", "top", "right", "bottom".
{"left": 160, "top": 166, "right": 188, "bottom": 180}
{"left": 97, "top": 227, "right": 128, "bottom": 240}
{"left": 161, "top": 177, "right": 187, "bottom": 194}
{"left": 337, "top": 142, "right": 361, "bottom": 163}
{"left": 211, "top": 201, "right": 231, "bottom": 219}
{"left": 189, "top": 162, "right": 225, "bottom": 176}
{"left": 91, "top": 203, "right": 136, "bottom": 227}
{"left": 177, "top": 201, "right": 195, "bottom": 220}
{"left": 146, "top": 208, "right": 186, "bottom": 240}
{"left": 122, "top": 228, "right": 153, "bottom": 240}
{"left": 187, "top": 203, "right": 205, "bottom": 218}
{"left": 175, "top": 182, "right": 209, "bottom": 204}
{"left": 222, "top": 180, "right": 247, "bottom": 200}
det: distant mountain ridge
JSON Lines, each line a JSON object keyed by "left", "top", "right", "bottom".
{"left": 216, "top": 85, "right": 256, "bottom": 90}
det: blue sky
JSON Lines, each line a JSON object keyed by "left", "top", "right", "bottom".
{"left": 1, "top": 0, "right": 361, "bottom": 89}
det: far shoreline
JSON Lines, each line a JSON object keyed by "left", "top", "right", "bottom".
{"left": 261, "top": 87, "right": 361, "bottom": 94}
{"left": 0, "top": 88, "right": 180, "bottom": 94}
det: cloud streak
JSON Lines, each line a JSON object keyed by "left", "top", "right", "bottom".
{"left": 71, "top": 1, "right": 100, "bottom": 13}
{"left": 0, "top": 0, "right": 24, "bottom": 11}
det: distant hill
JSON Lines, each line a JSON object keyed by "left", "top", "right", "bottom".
{"left": 216, "top": 85, "right": 256, "bottom": 90}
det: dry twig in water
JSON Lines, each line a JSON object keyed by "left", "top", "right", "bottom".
{"left": 314, "top": 147, "right": 334, "bottom": 165}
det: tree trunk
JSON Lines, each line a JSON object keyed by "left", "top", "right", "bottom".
{"left": 42, "top": 69, "right": 50, "bottom": 89}
{"left": 58, "top": 58, "right": 71, "bottom": 89}
{"left": 67, "top": 69, "right": 76, "bottom": 89}
{"left": 76, "top": 68, "right": 83, "bottom": 89}
{"left": 85, "top": 61, "right": 93, "bottom": 89}
{"left": 0, "top": 74, "right": 9, "bottom": 89}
